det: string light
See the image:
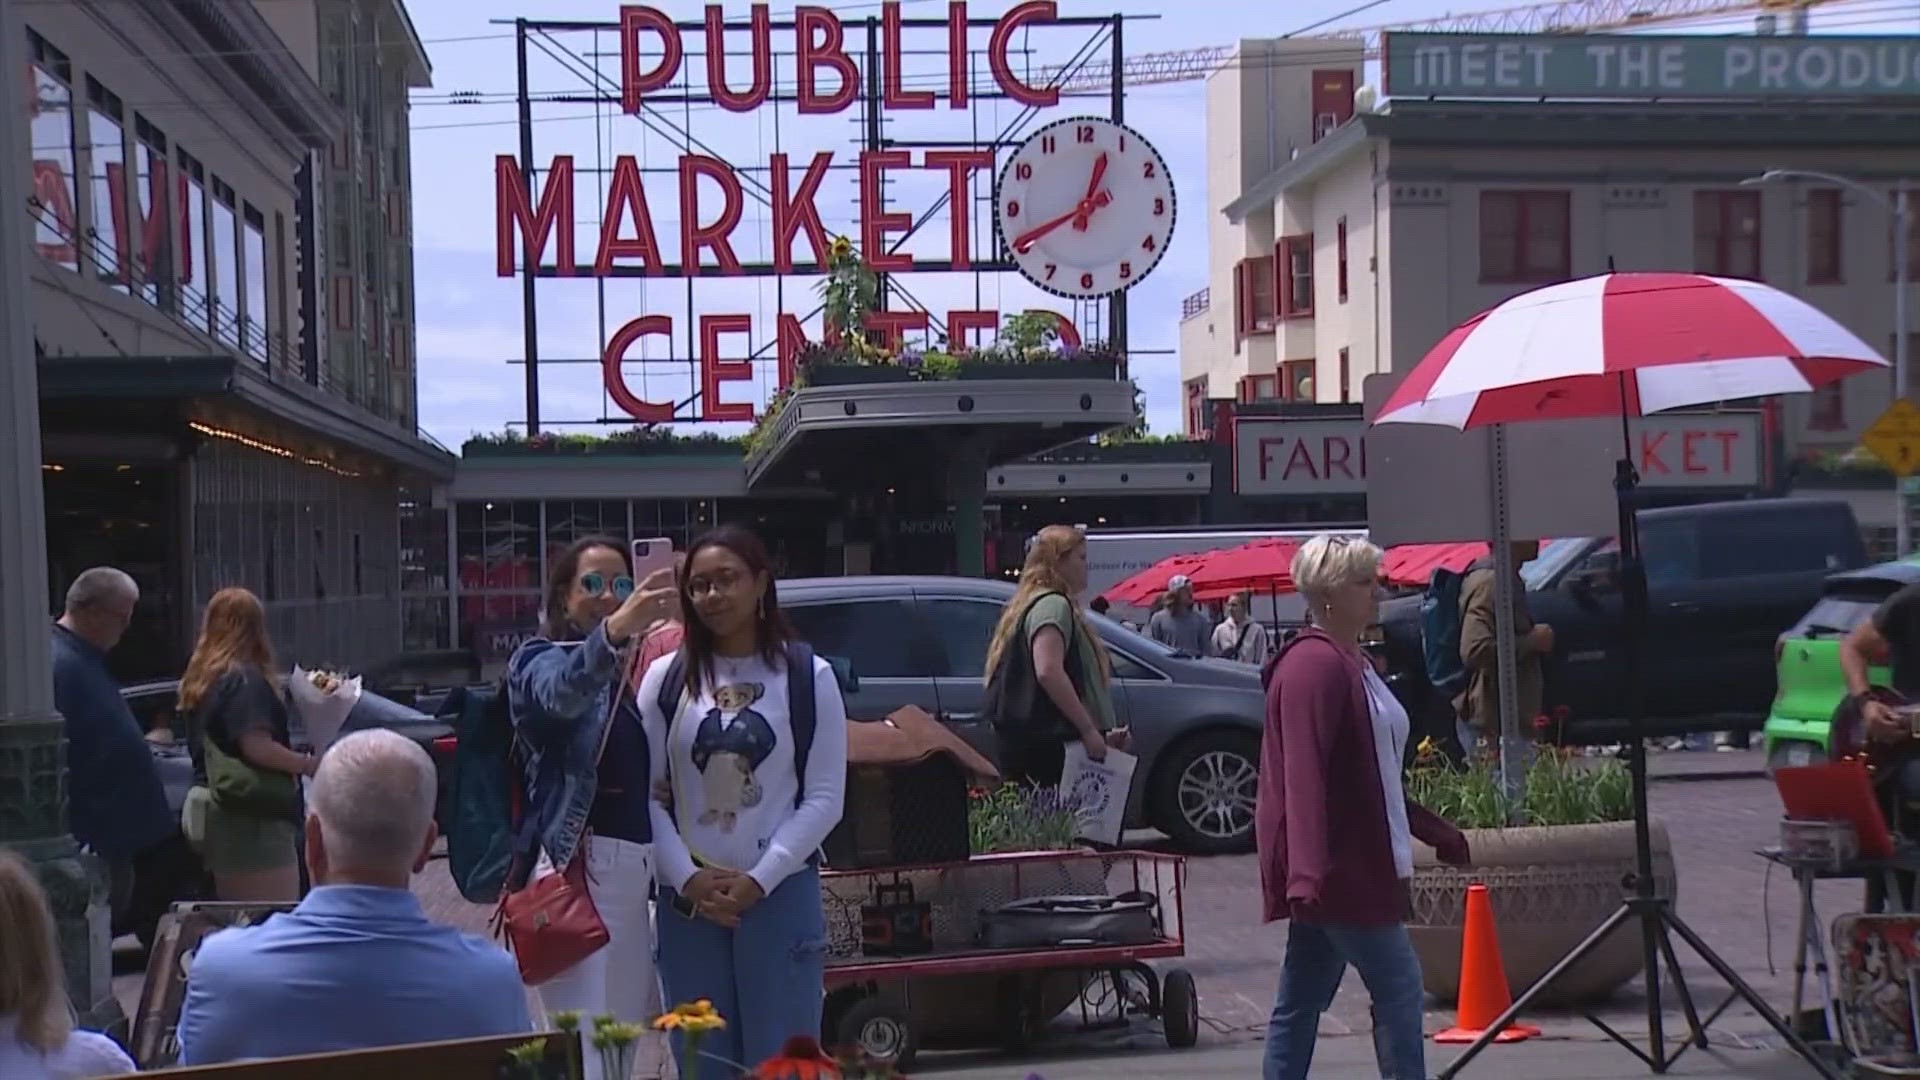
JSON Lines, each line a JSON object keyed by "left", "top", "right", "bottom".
{"left": 188, "top": 421, "right": 361, "bottom": 478}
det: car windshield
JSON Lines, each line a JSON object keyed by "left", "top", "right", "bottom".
{"left": 1521, "top": 537, "right": 1595, "bottom": 590}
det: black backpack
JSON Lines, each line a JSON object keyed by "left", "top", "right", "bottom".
{"left": 654, "top": 641, "right": 819, "bottom": 811}
{"left": 985, "top": 591, "right": 1084, "bottom": 741}
{"left": 440, "top": 680, "right": 524, "bottom": 903}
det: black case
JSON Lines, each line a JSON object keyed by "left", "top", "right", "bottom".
{"left": 824, "top": 756, "right": 972, "bottom": 869}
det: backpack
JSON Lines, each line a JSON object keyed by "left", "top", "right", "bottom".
{"left": 1421, "top": 567, "right": 1474, "bottom": 696}
{"left": 440, "top": 680, "right": 525, "bottom": 904}
{"left": 655, "top": 641, "right": 818, "bottom": 810}
{"left": 985, "top": 591, "right": 1084, "bottom": 741}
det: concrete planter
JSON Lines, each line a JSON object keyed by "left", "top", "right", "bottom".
{"left": 803, "top": 363, "right": 913, "bottom": 386}
{"left": 1409, "top": 819, "right": 1676, "bottom": 1007}
{"left": 956, "top": 360, "right": 1118, "bottom": 381}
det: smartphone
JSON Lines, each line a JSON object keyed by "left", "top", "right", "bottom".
{"left": 631, "top": 537, "right": 676, "bottom": 584}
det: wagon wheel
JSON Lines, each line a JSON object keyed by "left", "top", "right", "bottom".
{"left": 837, "top": 996, "right": 917, "bottom": 1072}
{"left": 1161, "top": 967, "right": 1200, "bottom": 1049}
{"left": 821, "top": 986, "right": 866, "bottom": 1049}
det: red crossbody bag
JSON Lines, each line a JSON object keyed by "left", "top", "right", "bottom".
{"left": 493, "top": 643, "right": 640, "bottom": 985}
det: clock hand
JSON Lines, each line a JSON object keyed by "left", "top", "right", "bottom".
{"left": 1082, "top": 153, "right": 1108, "bottom": 203}
{"left": 1073, "top": 188, "right": 1113, "bottom": 231}
{"left": 1011, "top": 206, "right": 1087, "bottom": 255}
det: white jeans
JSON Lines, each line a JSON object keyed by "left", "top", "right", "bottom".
{"left": 532, "top": 836, "right": 663, "bottom": 1080}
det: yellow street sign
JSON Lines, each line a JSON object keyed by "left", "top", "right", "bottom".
{"left": 1862, "top": 399, "right": 1920, "bottom": 478}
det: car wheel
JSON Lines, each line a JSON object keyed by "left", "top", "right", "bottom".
{"left": 1152, "top": 730, "right": 1260, "bottom": 855}
{"left": 1767, "top": 740, "right": 1828, "bottom": 773}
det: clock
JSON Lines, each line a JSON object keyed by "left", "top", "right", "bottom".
{"left": 994, "top": 116, "right": 1176, "bottom": 299}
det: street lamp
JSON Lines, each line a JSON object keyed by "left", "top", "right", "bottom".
{"left": 1742, "top": 168, "right": 1912, "bottom": 556}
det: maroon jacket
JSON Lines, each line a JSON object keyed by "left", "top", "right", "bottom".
{"left": 1256, "top": 627, "right": 1470, "bottom": 927}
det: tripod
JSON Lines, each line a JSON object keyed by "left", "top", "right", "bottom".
{"left": 1438, "top": 456, "right": 1844, "bottom": 1080}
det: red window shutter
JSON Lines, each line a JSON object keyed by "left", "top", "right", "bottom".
{"left": 1274, "top": 241, "right": 1290, "bottom": 317}
{"left": 1233, "top": 260, "right": 1249, "bottom": 338}
{"left": 1339, "top": 347, "right": 1351, "bottom": 403}
{"left": 1336, "top": 219, "right": 1349, "bottom": 303}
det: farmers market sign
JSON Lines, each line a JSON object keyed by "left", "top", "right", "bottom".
{"left": 1384, "top": 33, "right": 1920, "bottom": 100}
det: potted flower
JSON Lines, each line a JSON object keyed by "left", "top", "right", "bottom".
{"left": 1404, "top": 731, "right": 1675, "bottom": 1006}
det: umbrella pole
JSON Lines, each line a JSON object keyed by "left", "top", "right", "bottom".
{"left": 1439, "top": 452, "right": 1842, "bottom": 1080}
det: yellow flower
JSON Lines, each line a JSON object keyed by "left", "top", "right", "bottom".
{"left": 654, "top": 999, "right": 728, "bottom": 1035}
{"left": 1415, "top": 736, "right": 1439, "bottom": 763}
{"left": 829, "top": 235, "right": 854, "bottom": 261}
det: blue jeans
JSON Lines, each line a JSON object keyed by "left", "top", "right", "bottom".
{"left": 656, "top": 865, "right": 828, "bottom": 1077}
{"left": 1264, "top": 920, "right": 1427, "bottom": 1080}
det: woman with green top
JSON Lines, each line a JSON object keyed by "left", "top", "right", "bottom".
{"left": 983, "top": 525, "right": 1130, "bottom": 785}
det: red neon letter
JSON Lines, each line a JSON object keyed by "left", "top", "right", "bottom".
{"left": 602, "top": 315, "right": 675, "bottom": 422}
{"left": 495, "top": 154, "right": 575, "bottom": 278}
{"left": 881, "top": 2, "right": 934, "bottom": 109}
{"left": 988, "top": 1, "right": 1059, "bottom": 107}
{"left": 795, "top": 7, "right": 858, "bottom": 114}
{"left": 776, "top": 313, "right": 813, "bottom": 391}
{"left": 947, "top": 1, "right": 969, "bottom": 109}
{"left": 679, "top": 155, "right": 745, "bottom": 275}
{"left": 704, "top": 4, "right": 772, "bottom": 112}
{"left": 620, "top": 6, "right": 682, "bottom": 115}
{"left": 1031, "top": 309, "right": 1081, "bottom": 350}
{"left": 866, "top": 310, "right": 931, "bottom": 353}
{"left": 700, "top": 314, "right": 755, "bottom": 422}
{"left": 947, "top": 309, "right": 999, "bottom": 351}
{"left": 595, "top": 155, "right": 664, "bottom": 275}
{"left": 924, "top": 150, "right": 991, "bottom": 269}
{"left": 859, "top": 150, "right": 914, "bottom": 272}
{"left": 770, "top": 152, "right": 833, "bottom": 273}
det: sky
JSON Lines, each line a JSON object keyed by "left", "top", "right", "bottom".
{"left": 402, "top": 0, "right": 1920, "bottom": 449}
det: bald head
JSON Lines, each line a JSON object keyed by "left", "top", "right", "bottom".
{"left": 305, "top": 729, "right": 439, "bottom": 887}
{"left": 60, "top": 567, "right": 138, "bottom": 650}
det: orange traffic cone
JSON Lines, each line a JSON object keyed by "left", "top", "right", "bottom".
{"left": 1433, "top": 882, "right": 1541, "bottom": 1044}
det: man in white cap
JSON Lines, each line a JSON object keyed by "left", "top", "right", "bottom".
{"left": 1148, "top": 575, "right": 1213, "bottom": 657}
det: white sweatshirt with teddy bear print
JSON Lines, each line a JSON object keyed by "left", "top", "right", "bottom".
{"left": 639, "top": 649, "right": 848, "bottom": 896}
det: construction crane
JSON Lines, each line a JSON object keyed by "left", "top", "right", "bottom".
{"left": 1041, "top": 0, "right": 1846, "bottom": 91}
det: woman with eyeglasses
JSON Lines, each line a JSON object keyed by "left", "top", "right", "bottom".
{"left": 506, "top": 535, "right": 677, "bottom": 1080}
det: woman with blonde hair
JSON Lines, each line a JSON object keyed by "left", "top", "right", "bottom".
{"left": 180, "top": 587, "right": 314, "bottom": 902}
{"left": 983, "top": 525, "right": 1129, "bottom": 785}
{"left": 1256, "top": 534, "right": 1470, "bottom": 1080}
{"left": 0, "top": 850, "right": 135, "bottom": 1078}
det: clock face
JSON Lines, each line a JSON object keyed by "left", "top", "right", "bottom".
{"left": 995, "top": 117, "right": 1176, "bottom": 300}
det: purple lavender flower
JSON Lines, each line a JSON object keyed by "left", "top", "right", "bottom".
{"left": 1060, "top": 342, "right": 1080, "bottom": 359}
{"left": 899, "top": 348, "right": 924, "bottom": 371}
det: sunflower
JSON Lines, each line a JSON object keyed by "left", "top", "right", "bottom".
{"left": 653, "top": 999, "right": 727, "bottom": 1035}
{"left": 829, "top": 235, "right": 855, "bottom": 261}
{"left": 752, "top": 1035, "right": 841, "bottom": 1079}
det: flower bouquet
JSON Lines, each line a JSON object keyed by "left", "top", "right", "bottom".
{"left": 288, "top": 665, "right": 362, "bottom": 754}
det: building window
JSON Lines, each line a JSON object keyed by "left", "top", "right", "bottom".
{"left": 1479, "top": 191, "right": 1570, "bottom": 284}
{"left": 1807, "top": 382, "right": 1845, "bottom": 431}
{"left": 1279, "top": 235, "right": 1313, "bottom": 317}
{"left": 132, "top": 115, "right": 171, "bottom": 308}
{"left": 177, "top": 152, "right": 209, "bottom": 335}
{"left": 27, "top": 32, "right": 79, "bottom": 271}
{"left": 1694, "top": 191, "right": 1762, "bottom": 279}
{"left": 1184, "top": 378, "right": 1208, "bottom": 437}
{"left": 1894, "top": 190, "right": 1920, "bottom": 282}
{"left": 1335, "top": 217, "right": 1349, "bottom": 303}
{"left": 1282, "top": 359, "right": 1314, "bottom": 402}
{"left": 1234, "top": 256, "right": 1276, "bottom": 335}
{"left": 242, "top": 205, "right": 268, "bottom": 362}
{"left": 210, "top": 180, "right": 240, "bottom": 347}
{"left": 1339, "top": 347, "right": 1351, "bottom": 404}
{"left": 86, "top": 78, "right": 128, "bottom": 292}
{"left": 1806, "top": 189, "right": 1842, "bottom": 285}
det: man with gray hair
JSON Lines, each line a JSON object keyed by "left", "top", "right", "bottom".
{"left": 51, "top": 566, "right": 179, "bottom": 943}
{"left": 178, "top": 729, "right": 531, "bottom": 1065}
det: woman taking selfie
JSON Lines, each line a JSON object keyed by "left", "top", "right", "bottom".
{"left": 506, "top": 536, "right": 676, "bottom": 1080}
{"left": 982, "top": 524, "right": 1128, "bottom": 785}
{"left": 1257, "top": 535, "right": 1471, "bottom": 1080}
{"left": 641, "top": 526, "right": 847, "bottom": 1073}
{"left": 180, "top": 587, "right": 312, "bottom": 902}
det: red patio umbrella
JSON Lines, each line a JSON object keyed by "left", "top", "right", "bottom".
{"left": 1101, "top": 550, "right": 1210, "bottom": 606}
{"left": 1184, "top": 538, "right": 1301, "bottom": 601}
{"left": 1378, "top": 542, "right": 1490, "bottom": 588}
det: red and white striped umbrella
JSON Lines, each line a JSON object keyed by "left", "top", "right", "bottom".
{"left": 1374, "top": 272, "right": 1888, "bottom": 429}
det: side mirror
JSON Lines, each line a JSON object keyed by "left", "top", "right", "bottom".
{"left": 825, "top": 654, "right": 860, "bottom": 694}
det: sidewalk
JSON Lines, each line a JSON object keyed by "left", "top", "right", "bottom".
{"left": 916, "top": 1032, "right": 1826, "bottom": 1078}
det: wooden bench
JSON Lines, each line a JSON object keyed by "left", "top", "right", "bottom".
{"left": 137, "top": 1031, "right": 576, "bottom": 1079}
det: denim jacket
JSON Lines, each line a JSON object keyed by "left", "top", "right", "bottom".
{"left": 505, "top": 622, "right": 637, "bottom": 873}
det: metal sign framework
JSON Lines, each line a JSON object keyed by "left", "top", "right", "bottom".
{"left": 503, "top": 10, "right": 1140, "bottom": 433}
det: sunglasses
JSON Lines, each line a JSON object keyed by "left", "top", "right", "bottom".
{"left": 578, "top": 572, "right": 635, "bottom": 600}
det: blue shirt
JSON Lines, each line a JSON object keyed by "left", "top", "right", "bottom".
{"left": 176, "top": 885, "right": 531, "bottom": 1065}
{"left": 50, "top": 624, "right": 171, "bottom": 859}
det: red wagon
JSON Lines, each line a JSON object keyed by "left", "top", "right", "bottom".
{"left": 818, "top": 848, "right": 1198, "bottom": 1070}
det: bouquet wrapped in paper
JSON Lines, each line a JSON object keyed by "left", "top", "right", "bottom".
{"left": 289, "top": 666, "right": 362, "bottom": 754}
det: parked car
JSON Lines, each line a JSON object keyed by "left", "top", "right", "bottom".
{"left": 1377, "top": 498, "right": 1869, "bottom": 745}
{"left": 117, "top": 679, "right": 455, "bottom": 944}
{"left": 779, "top": 575, "right": 1267, "bottom": 854}
{"left": 1762, "top": 558, "right": 1920, "bottom": 771}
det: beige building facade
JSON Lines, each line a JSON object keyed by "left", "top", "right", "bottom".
{"left": 1180, "top": 39, "right": 1920, "bottom": 471}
